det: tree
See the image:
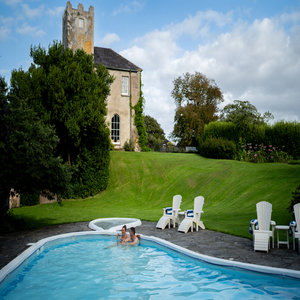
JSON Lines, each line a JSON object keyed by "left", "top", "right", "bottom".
{"left": 144, "top": 115, "right": 165, "bottom": 151}
{"left": 9, "top": 42, "right": 114, "bottom": 197}
{"left": 0, "top": 76, "right": 71, "bottom": 217}
{"left": 171, "top": 72, "right": 223, "bottom": 146}
{"left": 134, "top": 75, "right": 149, "bottom": 151}
{"left": 220, "top": 100, "right": 273, "bottom": 129}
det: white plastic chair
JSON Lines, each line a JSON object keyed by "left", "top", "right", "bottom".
{"left": 178, "top": 196, "right": 205, "bottom": 233}
{"left": 251, "top": 201, "right": 276, "bottom": 252}
{"left": 291, "top": 203, "right": 300, "bottom": 252}
{"left": 156, "top": 195, "right": 182, "bottom": 230}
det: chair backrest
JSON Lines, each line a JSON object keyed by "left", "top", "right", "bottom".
{"left": 294, "top": 203, "right": 300, "bottom": 225}
{"left": 173, "top": 194, "right": 182, "bottom": 210}
{"left": 194, "top": 196, "right": 204, "bottom": 213}
{"left": 256, "top": 201, "right": 272, "bottom": 231}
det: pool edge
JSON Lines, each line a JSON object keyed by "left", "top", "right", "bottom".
{"left": 1, "top": 230, "right": 300, "bottom": 283}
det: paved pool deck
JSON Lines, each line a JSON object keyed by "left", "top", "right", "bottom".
{"left": 0, "top": 221, "right": 299, "bottom": 271}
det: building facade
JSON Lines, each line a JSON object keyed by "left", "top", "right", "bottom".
{"left": 62, "top": 1, "right": 142, "bottom": 150}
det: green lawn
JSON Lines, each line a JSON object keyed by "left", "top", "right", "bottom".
{"left": 11, "top": 151, "right": 300, "bottom": 238}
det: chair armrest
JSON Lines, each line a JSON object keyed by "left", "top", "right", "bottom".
{"left": 270, "top": 220, "right": 276, "bottom": 232}
{"left": 163, "top": 207, "right": 172, "bottom": 214}
{"left": 290, "top": 221, "right": 297, "bottom": 233}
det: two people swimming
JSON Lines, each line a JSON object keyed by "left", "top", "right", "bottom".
{"left": 117, "top": 225, "right": 140, "bottom": 246}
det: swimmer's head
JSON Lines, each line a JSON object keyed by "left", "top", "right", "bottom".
{"left": 130, "top": 227, "right": 135, "bottom": 236}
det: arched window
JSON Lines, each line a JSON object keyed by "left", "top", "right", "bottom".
{"left": 111, "top": 114, "right": 120, "bottom": 143}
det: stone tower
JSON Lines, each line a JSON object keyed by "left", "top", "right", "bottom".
{"left": 62, "top": 1, "right": 94, "bottom": 54}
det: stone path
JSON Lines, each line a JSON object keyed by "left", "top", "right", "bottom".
{"left": 0, "top": 221, "right": 299, "bottom": 271}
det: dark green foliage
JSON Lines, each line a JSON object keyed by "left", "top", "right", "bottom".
{"left": 20, "top": 191, "right": 40, "bottom": 206}
{"left": 124, "top": 140, "right": 134, "bottom": 151}
{"left": 9, "top": 42, "right": 113, "bottom": 198}
{"left": 171, "top": 72, "right": 223, "bottom": 146}
{"left": 144, "top": 115, "right": 165, "bottom": 151}
{"left": 220, "top": 100, "right": 273, "bottom": 128}
{"left": 265, "top": 121, "right": 300, "bottom": 159}
{"left": 201, "top": 120, "right": 300, "bottom": 161}
{"left": 134, "top": 75, "right": 149, "bottom": 151}
{"left": 202, "top": 121, "right": 238, "bottom": 142}
{"left": 0, "top": 76, "right": 71, "bottom": 216}
{"left": 238, "top": 143, "right": 291, "bottom": 163}
{"left": 199, "top": 137, "right": 236, "bottom": 159}
{"left": 289, "top": 185, "right": 300, "bottom": 213}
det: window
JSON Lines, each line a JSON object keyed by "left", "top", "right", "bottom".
{"left": 79, "top": 18, "right": 84, "bottom": 28}
{"left": 111, "top": 114, "right": 120, "bottom": 143}
{"left": 122, "top": 76, "right": 129, "bottom": 96}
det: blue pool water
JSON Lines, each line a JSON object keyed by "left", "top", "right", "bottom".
{"left": 0, "top": 235, "right": 299, "bottom": 299}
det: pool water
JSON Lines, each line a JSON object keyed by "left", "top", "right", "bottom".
{"left": 0, "top": 235, "right": 299, "bottom": 299}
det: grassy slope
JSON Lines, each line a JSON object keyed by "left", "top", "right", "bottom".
{"left": 11, "top": 152, "right": 300, "bottom": 238}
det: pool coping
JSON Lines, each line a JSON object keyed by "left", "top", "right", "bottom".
{"left": 1, "top": 230, "right": 300, "bottom": 283}
{"left": 88, "top": 217, "right": 142, "bottom": 231}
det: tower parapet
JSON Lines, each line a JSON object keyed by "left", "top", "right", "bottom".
{"left": 62, "top": 1, "right": 94, "bottom": 54}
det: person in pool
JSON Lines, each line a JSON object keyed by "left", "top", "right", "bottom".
{"left": 126, "top": 227, "right": 140, "bottom": 246}
{"left": 117, "top": 225, "right": 130, "bottom": 244}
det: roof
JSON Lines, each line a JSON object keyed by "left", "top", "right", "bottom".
{"left": 94, "top": 47, "right": 142, "bottom": 72}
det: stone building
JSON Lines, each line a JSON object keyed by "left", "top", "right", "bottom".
{"left": 63, "top": 1, "right": 142, "bottom": 149}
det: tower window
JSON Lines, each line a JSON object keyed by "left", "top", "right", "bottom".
{"left": 122, "top": 76, "right": 129, "bottom": 96}
{"left": 79, "top": 18, "right": 84, "bottom": 28}
{"left": 111, "top": 114, "right": 120, "bottom": 143}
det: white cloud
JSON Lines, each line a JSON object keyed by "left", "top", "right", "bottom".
{"left": 97, "top": 33, "right": 120, "bottom": 46}
{"left": 0, "top": 26, "right": 10, "bottom": 39}
{"left": 47, "top": 6, "right": 64, "bottom": 17}
{"left": 21, "top": 3, "right": 44, "bottom": 19}
{"left": 17, "top": 23, "right": 45, "bottom": 36}
{"left": 113, "top": 0, "right": 144, "bottom": 16}
{"left": 2, "top": 0, "right": 23, "bottom": 6}
{"left": 121, "top": 11, "right": 300, "bottom": 136}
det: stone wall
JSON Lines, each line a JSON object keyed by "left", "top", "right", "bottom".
{"left": 107, "top": 70, "right": 141, "bottom": 149}
{"left": 62, "top": 1, "right": 94, "bottom": 54}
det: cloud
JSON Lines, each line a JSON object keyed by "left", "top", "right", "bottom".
{"left": 0, "top": 26, "right": 10, "bottom": 39}
{"left": 121, "top": 11, "right": 300, "bottom": 136}
{"left": 21, "top": 3, "right": 44, "bottom": 19}
{"left": 2, "top": 0, "right": 23, "bottom": 6}
{"left": 16, "top": 23, "right": 45, "bottom": 37}
{"left": 97, "top": 33, "right": 120, "bottom": 46}
{"left": 113, "top": 0, "right": 144, "bottom": 16}
{"left": 47, "top": 6, "right": 65, "bottom": 17}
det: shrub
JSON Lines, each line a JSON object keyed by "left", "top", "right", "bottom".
{"left": 199, "top": 137, "right": 236, "bottom": 159}
{"left": 124, "top": 140, "right": 134, "bottom": 151}
{"left": 20, "top": 190, "right": 40, "bottom": 206}
{"left": 288, "top": 185, "right": 300, "bottom": 214}
{"left": 237, "top": 143, "right": 292, "bottom": 163}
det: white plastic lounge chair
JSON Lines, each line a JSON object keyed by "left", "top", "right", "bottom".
{"left": 291, "top": 203, "right": 300, "bottom": 252}
{"left": 251, "top": 201, "right": 276, "bottom": 252}
{"left": 156, "top": 195, "right": 182, "bottom": 230}
{"left": 178, "top": 196, "right": 205, "bottom": 233}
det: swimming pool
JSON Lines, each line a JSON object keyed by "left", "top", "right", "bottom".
{"left": 0, "top": 233, "right": 300, "bottom": 299}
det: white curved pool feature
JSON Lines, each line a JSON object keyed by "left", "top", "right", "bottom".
{"left": 88, "top": 217, "right": 142, "bottom": 232}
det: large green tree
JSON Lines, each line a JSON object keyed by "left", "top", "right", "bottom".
{"left": 144, "top": 115, "right": 165, "bottom": 151}
{"left": 171, "top": 72, "right": 223, "bottom": 146}
{"left": 220, "top": 100, "right": 273, "bottom": 129}
{"left": 10, "top": 42, "right": 114, "bottom": 197}
{"left": 0, "top": 76, "right": 71, "bottom": 217}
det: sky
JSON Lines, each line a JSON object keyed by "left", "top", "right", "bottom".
{"left": 1, "top": 0, "right": 300, "bottom": 137}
